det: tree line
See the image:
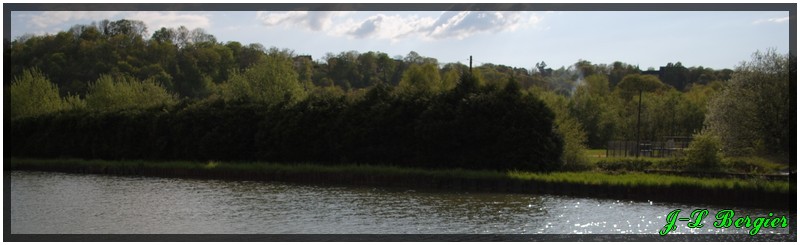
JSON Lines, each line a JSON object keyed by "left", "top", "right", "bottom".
{"left": 9, "top": 71, "right": 564, "bottom": 172}
{"left": 6, "top": 19, "right": 795, "bottom": 170}
{"left": 6, "top": 19, "right": 732, "bottom": 97}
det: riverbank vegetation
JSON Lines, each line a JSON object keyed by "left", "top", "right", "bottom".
{"left": 6, "top": 158, "right": 795, "bottom": 209}
{"left": 9, "top": 71, "right": 563, "bottom": 172}
{"left": 5, "top": 19, "right": 796, "bottom": 179}
{"left": 589, "top": 151, "right": 789, "bottom": 174}
{"left": 8, "top": 158, "right": 792, "bottom": 193}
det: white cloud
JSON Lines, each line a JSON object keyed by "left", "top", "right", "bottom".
{"left": 425, "top": 11, "right": 540, "bottom": 40}
{"left": 126, "top": 11, "right": 211, "bottom": 33}
{"left": 754, "top": 16, "right": 790, "bottom": 24}
{"left": 257, "top": 11, "right": 541, "bottom": 42}
{"left": 28, "top": 11, "right": 121, "bottom": 29}
{"left": 22, "top": 11, "right": 211, "bottom": 37}
{"left": 335, "top": 14, "right": 437, "bottom": 41}
{"left": 256, "top": 11, "right": 351, "bottom": 31}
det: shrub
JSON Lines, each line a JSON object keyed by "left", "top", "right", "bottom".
{"left": 85, "top": 74, "right": 177, "bottom": 111}
{"left": 557, "top": 116, "right": 591, "bottom": 171}
{"left": 9, "top": 68, "right": 68, "bottom": 118}
{"left": 9, "top": 82, "right": 564, "bottom": 172}
{"left": 529, "top": 86, "right": 590, "bottom": 171}
{"left": 684, "top": 132, "right": 723, "bottom": 171}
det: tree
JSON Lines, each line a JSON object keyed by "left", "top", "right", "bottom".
{"left": 705, "top": 49, "right": 796, "bottom": 159}
{"left": 218, "top": 53, "right": 306, "bottom": 104}
{"left": 608, "top": 61, "right": 640, "bottom": 87}
{"left": 574, "top": 59, "right": 596, "bottom": 77}
{"left": 356, "top": 51, "right": 381, "bottom": 88}
{"left": 107, "top": 19, "right": 147, "bottom": 39}
{"left": 404, "top": 51, "right": 424, "bottom": 64}
{"left": 660, "top": 62, "right": 690, "bottom": 90}
{"left": 9, "top": 68, "right": 68, "bottom": 118}
{"left": 615, "top": 74, "right": 666, "bottom": 100}
{"left": 684, "top": 131, "right": 722, "bottom": 171}
{"left": 535, "top": 61, "right": 552, "bottom": 76}
{"left": 677, "top": 83, "right": 720, "bottom": 136}
{"left": 640, "top": 89, "right": 682, "bottom": 140}
{"left": 85, "top": 74, "right": 177, "bottom": 111}
{"left": 397, "top": 63, "right": 444, "bottom": 94}
{"left": 175, "top": 26, "right": 191, "bottom": 48}
{"left": 441, "top": 68, "right": 461, "bottom": 92}
{"left": 324, "top": 50, "right": 362, "bottom": 89}
{"left": 529, "top": 87, "right": 589, "bottom": 170}
{"left": 476, "top": 63, "right": 511, "bottom": 87}
{"left": 376, "top": 52, "right": 397, "bottom": 84}
{"left": 190, "top": 28, "right": 217, "bottom": 44}
{"left": 454, "top": 69, "right": 480, "bottom": 95}
{"left": 571, "top": 74, "right": 615, "bottom": 148}
{"left": 232, "top": 43, "right": 267, "bottom": 70}
{"left": 615, "top": 74, "right": 667, "bottom": 156}
{"left": 151, "top": 27, "right": 175, "bottom": 44}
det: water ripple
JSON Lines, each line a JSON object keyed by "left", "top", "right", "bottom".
{"left": 8, "top": 171, "right": 797, "bottom": 237}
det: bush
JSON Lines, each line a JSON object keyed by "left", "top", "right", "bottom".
{"left": 9, "top": 82, "right": 564, "bottom": 172}
{"left": 557, "top": 116, "right": 591, "bottom": 171}
{"left": 530, "top": 86, "right": 590, "bottom": 171}
{"left": 596, "top": 159, "right": 653, "bottom": 172}
{"left": 85, "top": 74, "right": 177, "bottom": 112}
{"left": 9, "top": 68, "right": 69, "bottom": 119}
{"left": 684, "top": 132, "right": 723, "bottom": 171}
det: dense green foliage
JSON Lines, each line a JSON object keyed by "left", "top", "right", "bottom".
{"left": 397, "top": 63, "right": 450, "bottom": 95}
{"left": 684, "top": 132, "right": 723, "bottom": 170}
{"left": 530, "top": 87, "right": 591, "bottom": 171}
{"left": 216, "top": 54, "right": 307, "bottom": 104}
{"left": 705, "top": 49, "right": 796, "bottom": 160}
{"left": 6, "top": 19, "right": 792, "bottom": 172}
{"left": 8, "top": 68, "right": 79, "bottom": 118}
{"left": 9, "top": 74, "right": 563, "bottom": 172}
{"left": 85, "top": 74, "right": 177, "bottom": 111}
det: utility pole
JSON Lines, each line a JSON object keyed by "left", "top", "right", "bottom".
{"left": 469, "top": 55, "right": 472, "bottom": 74}
{"left": 635, "top": 89, "right": 642, "bottom": 158}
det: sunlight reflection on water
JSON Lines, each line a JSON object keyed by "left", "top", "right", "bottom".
{"left": 8, "top": 171, "right": 797, "bottom": 237}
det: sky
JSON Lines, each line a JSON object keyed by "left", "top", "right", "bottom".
{"left": 8, "top": 10, "right": 791, "bottom": 70}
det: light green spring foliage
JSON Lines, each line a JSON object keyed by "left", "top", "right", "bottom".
{"left": 85, "top": 74, "right": 177, "bottom": 111}
{"left": 611, "top": 74, "right": 669, "bottom": 140}
{"left": 397, "top": 63, "right": 447, "bottom": 94}
{"left": 64, "top": 93, "right": 87, "bottom": 111}
{"left": 571, "top": 74, "right": 618, "bottom": 148}
{"left": 684, "top": 131, "right": 723, "bottom": 170}
{"left": 529, "top": 87, "right": 590, "bottom": 171}
{"left": 705, "top": 49, "right": 795, "bottom": 158}
{"left": 218, "top": 54, "right": 306, "bottom": 104}
{"left": 441, "top": 68, "right": 461, "bottom": 92}
{"left": 9, "top": 68, "right": 70, "bottom": 118}
{"left": 683, "top": 82, "right": 720, "bottom": 113}
{"left": 615, "top": 74, "right": 667, "bottom": 101}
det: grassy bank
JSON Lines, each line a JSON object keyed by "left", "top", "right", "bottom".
{"left": 584, "top": 148, "right": 793, "bottom": 175}
{"left": 6, "top": 158, "right": 796, "bottom": 209}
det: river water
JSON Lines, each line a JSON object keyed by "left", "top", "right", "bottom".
{"left": 7, "top": 171, "right": 796, "bottom": 236}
